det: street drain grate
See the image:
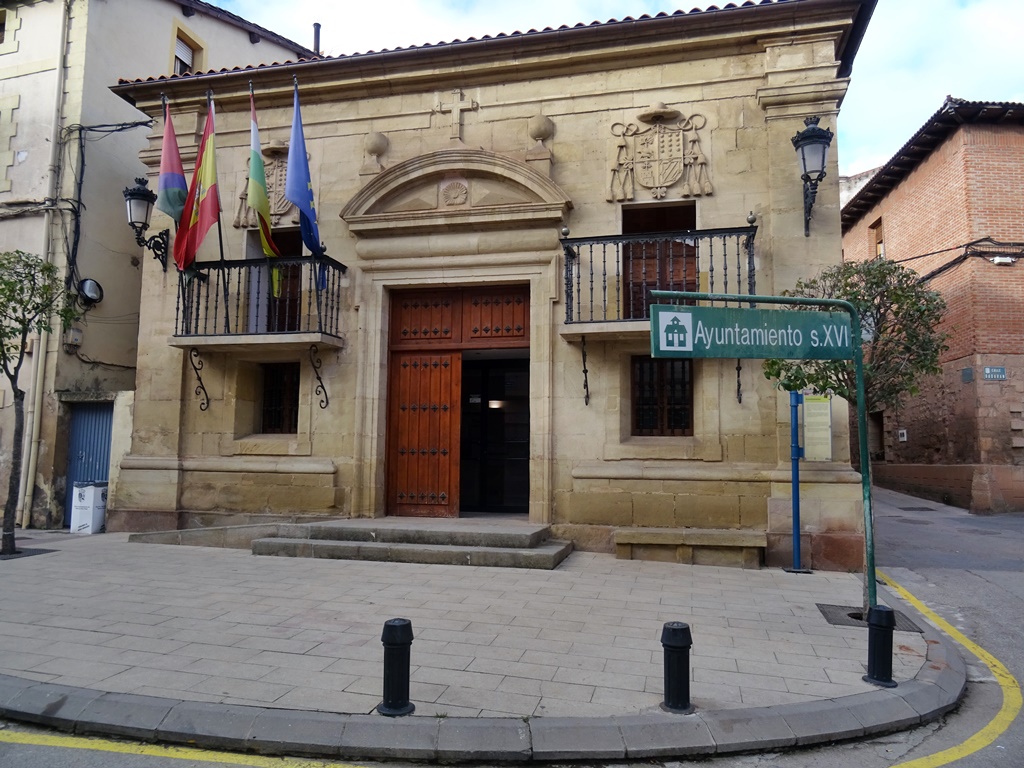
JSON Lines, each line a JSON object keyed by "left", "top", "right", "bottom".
{"left": 899, "top": 506, "right": 936, "bottom": 512}
{"left": 0, "top": 548, "right": 56, "bottom": 562}
{"left": 816, "top": 603, "right": 923, "bottom": 633}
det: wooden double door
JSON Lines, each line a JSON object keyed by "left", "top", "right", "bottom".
{"left": 386, "top": 286, "right": 530, "bottom": 517}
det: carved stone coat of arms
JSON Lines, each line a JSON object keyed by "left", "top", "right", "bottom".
{"left": 608, "top": 103, "right": 713, "bottom": 202}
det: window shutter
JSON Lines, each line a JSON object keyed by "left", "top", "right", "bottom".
{"left": 175, "top": 38, "right": 193, "bottom": 67}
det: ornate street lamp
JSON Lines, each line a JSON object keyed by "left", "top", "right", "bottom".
{"left": 791, "top": 116, "right": 834, "bottom": 237}
{"left": 123, "top": 177, "right": 169, "bottom": 270}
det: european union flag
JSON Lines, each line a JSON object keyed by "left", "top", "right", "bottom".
{"left": 285, "top": 79, "right": 325, "bottom": 259}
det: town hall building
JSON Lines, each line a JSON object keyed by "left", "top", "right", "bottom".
{"left": 108, "top": 0, "right": 877, "bottom": 570}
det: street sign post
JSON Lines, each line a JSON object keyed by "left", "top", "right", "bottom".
{"left": 650, "top": 291, "right": 877, "bottom": 607}
{"left": 650, "top": 305, "right": 852, "bottom": 360}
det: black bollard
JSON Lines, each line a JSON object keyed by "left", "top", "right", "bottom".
{"left": 660, "top": 621, "right": 694, "bottom": 714}
{"left": 377, "top": 618, "right": 415, "bottom": 716}
{"left": 862, "top": 605, "right": 898, "bottom": 688}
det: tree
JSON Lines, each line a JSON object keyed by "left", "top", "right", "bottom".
{"left": 0, "top": 251, "right": 80, "bottom": 555}
{"left": 763, "top": 258, "right": 947, "bottom": 414}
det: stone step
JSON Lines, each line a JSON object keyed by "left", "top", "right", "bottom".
{"left": 280, "top": 519, "right": 552, "bottom": 549}
{"left": 251, "top": 537, "right": 573, "bottom": 570}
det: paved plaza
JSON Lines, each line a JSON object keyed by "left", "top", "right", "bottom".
{"left": 0, "top": 530, "right": 925, "bottom": 717}
{"left": 0, "top": 490, "right": 965, "bottom": 760}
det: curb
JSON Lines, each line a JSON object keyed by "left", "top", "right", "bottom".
{"left": 0, "top": 621, "right": 965, "bottom": 762}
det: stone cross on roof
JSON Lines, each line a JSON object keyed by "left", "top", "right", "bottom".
{"left": 436, "top": 89, "right": 478, "bottom": 142}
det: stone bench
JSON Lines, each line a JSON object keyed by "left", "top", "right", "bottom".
{"left": 613, "top": 527, "right": 767, "bottom": 569}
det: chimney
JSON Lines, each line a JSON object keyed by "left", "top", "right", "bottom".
{"left": 313, "top": 23, "right": 321, "bottom": 57}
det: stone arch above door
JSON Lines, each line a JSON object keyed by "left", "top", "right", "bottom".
{"left": 341, "top": 148, "right": 572, "bottom": 247}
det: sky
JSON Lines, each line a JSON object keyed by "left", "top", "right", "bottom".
{"left": 221, "top": 0, "right": 1024, "bottom": 176}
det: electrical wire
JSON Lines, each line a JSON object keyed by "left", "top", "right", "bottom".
{"left": 56, "top": 120, "right": 152, "bottom": 295}
{"left": 892, "top": 243, "right": 968, "bottom": 264}
{"left": 74, "top": 351, "right": 136, "bottom": 371}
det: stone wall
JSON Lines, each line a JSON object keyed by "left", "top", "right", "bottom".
{"left": 109, "top": 3, "right": 870, "bottom": 568}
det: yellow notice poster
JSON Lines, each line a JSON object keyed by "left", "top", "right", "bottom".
{"left": 803, "top": 394, "right": 832, "bottom": 462}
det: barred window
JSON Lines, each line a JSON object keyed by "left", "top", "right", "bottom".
{"left": 631, "top": 356, "right": 693, "bottom": 436}
{"left": 261, "top": 362, "right": 300, "bottom": 434}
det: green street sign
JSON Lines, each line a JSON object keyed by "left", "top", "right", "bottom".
{"left": 650, "top": 304, "right": 853, "bottom": 360}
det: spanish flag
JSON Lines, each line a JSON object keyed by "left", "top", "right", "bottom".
{"left": 173, "top": 93, "right": 221, "bottom": 271}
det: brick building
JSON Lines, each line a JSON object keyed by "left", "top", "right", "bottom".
{"left": 842, "top": 97, "right": 1024, "bottom": 512}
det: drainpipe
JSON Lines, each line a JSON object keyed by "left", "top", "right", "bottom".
{"left": 17, "top": 0, "right": 72, "bottom": 529}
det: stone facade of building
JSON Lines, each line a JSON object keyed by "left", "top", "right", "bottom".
{"left": 109, "top": 0, "right": 876, "bottom": 569}
{"left": 0, "top": 0, "right": 312, "bottom": 530}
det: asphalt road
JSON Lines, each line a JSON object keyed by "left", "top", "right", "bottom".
{"left": 2, "top": 487, "right": 1022, "bottom": 767}
{"left": 671, "top": 487, "right": 1024, "bottom": 768}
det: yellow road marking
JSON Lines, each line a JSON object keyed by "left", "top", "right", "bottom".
{"left": 880, "top": 568, "right": 1023, "bottom": 768}
{"left": 0, "top": 727, "right": 367, "bottom": 768}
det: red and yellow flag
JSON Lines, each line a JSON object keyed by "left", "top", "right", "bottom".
{"left": 173, "top": 96, "right": 221, "bottom": 271}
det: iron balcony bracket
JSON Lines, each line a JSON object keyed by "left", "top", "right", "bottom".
{"left": 188, "top": 347, "right": 210, "bottom": 411}
{"left": 310, "top": 345, "right": 329, "bottom": 409}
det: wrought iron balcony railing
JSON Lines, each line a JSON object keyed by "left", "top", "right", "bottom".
{"left": 174, "top": 255, "right": 347, "bottom": 340}
{"left": 561, "top": 226, "right": 757, "bottom": 324}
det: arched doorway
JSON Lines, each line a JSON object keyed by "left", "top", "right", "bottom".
{"left": 341, "top": 147, "right": 571, "bottom": 523}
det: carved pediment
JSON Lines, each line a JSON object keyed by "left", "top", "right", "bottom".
{"left": 342, "top": 148, "right": 570, "bottom": 238}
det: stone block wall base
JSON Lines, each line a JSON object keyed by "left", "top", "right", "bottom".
{"left": 616, "top": 542, "right": 763, "bottom": 568}
{"left": 766, "top": 532, "right": 863, "bottom": 572}
{"left": 549, "top": 524, "right": 614, "bottom": 553}
{"left": 613, "top": 527, "right": 767, "bottom": 569}
{"left": 106, "top": 509, "right": 346, "bottom": 534}
{"left": 183, "top": 511, "right": 346, "bottom": 529}
{"left": 106, "top": 509, "right": 183, "bottom": 533}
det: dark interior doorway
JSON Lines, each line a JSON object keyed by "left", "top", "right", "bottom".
{"left": 460, "top": 355, "right": 529, "bottom": 514}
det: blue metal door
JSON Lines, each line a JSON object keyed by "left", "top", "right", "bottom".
{"left": 64, "top": 402, "right": 114, "bottom": 526}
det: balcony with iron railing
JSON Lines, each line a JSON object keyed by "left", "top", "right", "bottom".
{"left": 168, "top": 255, "right": 348, "bottom": 351}
{"left": 560, "top": 226, "right": 757, "bottom": 339}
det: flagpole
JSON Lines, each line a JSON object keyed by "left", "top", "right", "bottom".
{"left": 158, "top": 91, "right": 180, "bottom": 236}
{"left": 206, "top": 90, "right": 230, "bottom": 334}
{"left": 290, "top": 76, "right": 325, "bottom": 325}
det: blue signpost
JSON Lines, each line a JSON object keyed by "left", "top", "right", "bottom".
{"left": 788, "top": 391, "right": 809, "bottom": 573}
{"left": 650, "top": 291, "right": 877, "bottom": 607}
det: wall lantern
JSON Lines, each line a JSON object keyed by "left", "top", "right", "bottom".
{"left": 123, "top": 177, "right": 170, "bottom": 271}
{"left": 77, "top": 278, "right": 104, "bottom": 307}
{"left": 791, "top": 116, "right": 834, "bottom": 237}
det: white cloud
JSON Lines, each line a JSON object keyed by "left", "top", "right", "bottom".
{"left": 839, "top": 0, "right": 1024, "bottom": 175}
{"left": 221, "top": 0, "right": 1020, "bottom": 176}
{"left": 225, "top": 0, "right": 665, "bottom": 56}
